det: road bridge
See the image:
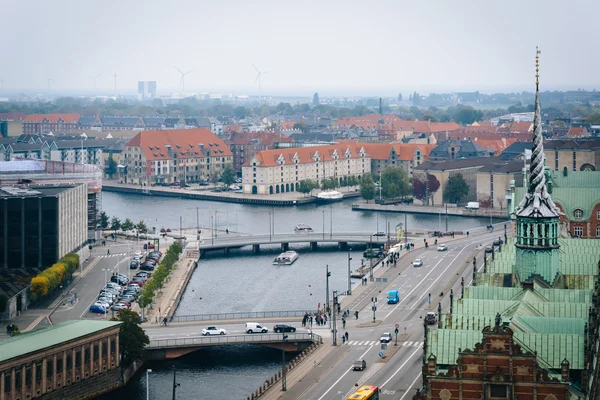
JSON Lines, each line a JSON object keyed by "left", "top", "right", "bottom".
{"left": 144, "top": 332, "right": 320, "bottom": 360}
{"left": 199, "top": 231, "right": 424, "bottom": 255}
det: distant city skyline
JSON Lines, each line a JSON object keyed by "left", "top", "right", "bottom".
{"left": 1, "top": 0, "right": 598, "bottom": 96}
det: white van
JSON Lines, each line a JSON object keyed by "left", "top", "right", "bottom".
{"left": 245, "top": 322, "right": 268, "bottom": 334}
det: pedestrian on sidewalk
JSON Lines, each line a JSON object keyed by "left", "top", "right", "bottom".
{"left": 355, "top": 311, "right": 359, "bottom": 320}
{"left": 162, "top": 317, "right": 168, "bottom": 326}
{"left": 342, "top": 318, "right": 346, "bottom": 329}
{"left": 107, "top": 249, "right": 110, "bottom": 255}
{"left": 309, "top": 316, "right": 313, "bottom": 327}
{"left": 344, "top": 332, "right": 349, "bottom": 341}
{"left": 342, "top": 335, "right": 345, "bottom": 344}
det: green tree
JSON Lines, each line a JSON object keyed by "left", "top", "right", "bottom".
{"left": 121, "top": 218, "right": 134, "bottom": 232}
{"left": 137, "top": 220, "right": 148, "bottom": 234}
{"left": 453, "top": 105, "right": 483, "bottom": 125}
{"left": 587, "top": 113, "right": 600, "bottom": 124}
{"left": 360, "top": 173, "right": 376, "bottom": 203}
{"left": 99, "top": 212, "right": 109, "bottom": 229}
{"left": 219, "top": 166, "right": 235, "bottom": 186}
{"left": 293, "top": 122, "right": 308, "bottom": 133}
{"left": 113, "top": 309, "right": 149, "bottom": 365}
{"left": 298, "top": 180, "right": 316, "bottom": 196}
{"left": 110, "top": 216, "right": 121, "bottom": 231}
{"left": 381, "top": 166, "right": 410, "bottom": 199}
{"left": 105, "top": 154, "right": 117, "bottom": 179}
{"left": 444, "top": 173, "right": 469, "bottom": 204}
{"left": 233, "top": 106, "right": 247, "bottom": 119}
{"left": 397, "top": 93, "right": 402, "bottom": 102}
{"left": 312, "top": 92, "right": 320, "bottom": 106}
{"left": 210, "top": 172, "right": 221, "bottom": 185}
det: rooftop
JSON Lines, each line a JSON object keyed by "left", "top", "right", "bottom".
{"left": 0, "top": 320, "right": 121, "bottom": 363}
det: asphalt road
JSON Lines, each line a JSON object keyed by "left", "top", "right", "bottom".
{"left": 294, "top": 231, "right": 497, "bottom": 400}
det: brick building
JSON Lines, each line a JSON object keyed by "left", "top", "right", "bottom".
{"left": 22, "top": 114, "right": 80, "bottom": 135}
{"left": 227, "top": 131, "right": 293, "bottom": 173}
{"left": 123, "top": 128, "right": 232, "bottom": 185}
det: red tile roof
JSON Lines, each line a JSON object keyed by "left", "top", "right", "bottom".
{"left": 23, "top": 114, "right": 80, "bottom": 123}
{"left": 473, "top": 138, "right": 519, "bottom": 155}
{"left": 334, "top": 115, "right": 459, "bottom": 134}
{"left": 567, "top": 127, "right": 587, "bottom": 138}
{"left": 250, "top": 143, "right": 365, "bottom": 167}
{"left": 509, "top": 121, "right": 532, "bottom": 132}
{"left": 279, "top": 121, "right": 296, "bottom": 130}
{"left": 126, "top": 128, "right": 232, "bottom": 161}
{"left": 360, "top": 143, "right": 436, "bottom": 161}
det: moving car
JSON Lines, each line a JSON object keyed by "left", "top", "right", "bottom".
{"left": 202, "top": 326, "right": 227, "bottom": 335}
{"left": 352, "top": 359, "right": 367, "bottom": 371}
{"left": 273, "top": 324, "right": 296, "bottom": 333}
{"left": 373, "top": 232, "right": 386, "bottom": 237}
{"left": 380, "top": 332, "right": 393, "bottom": 343}
{"left": 437, "top": 244, "right": 448, "bottom": 251}
{"left": 485, "top": 246, "right": 494, "bottom": 254}
{"left": 89, "top": 304, "right": 107, "bottom": 314}
{"left": 130, "top": 261, "right": 139, "bottom": 269}
{"left": 412, "top": 258, "right": 424, "bottom": 267}
{"left": 425, "top": 312, "right": 438, "bottom": 325}
{"left": 245, "top": 322, "right": 268, "bottom": 334}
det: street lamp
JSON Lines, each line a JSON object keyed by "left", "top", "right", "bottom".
{"left": 347, "top": 248, "right": 352, "bottom": 295}
{"left": 281, "top": 334, "right": 288, "bottom": 391}
{"left": 322, "top": 210, "right": 325, "bottom": 239}
{"left": 146, "top": 369, "right": 153, "bottom": 400}
{"left": 102, "top": 268, "right": 110, "bottom": 319}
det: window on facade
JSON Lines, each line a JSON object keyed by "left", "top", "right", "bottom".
{"left": 36, "top": 363, "right": 42, "bottom": 380}
{"left": 574, "top": 226, "right": 583, "bottom": 237}
{"left": 596, "top": 225, "right": 600, "bottom": 237}
{"left": 4, "top": 374, "right": 9, "bottom": 392}
{"left": 573, "top": 151, "right": 577, "bottom": 171}
{"left": 489, "top": 384, "right": 508, "bottom": 398}
{"left": 47, "top": 361, "right": 53, "bottom": 376}
{"left": 574, "top": 209, "right": 583, "bottom": 219}
{"left": 597, "top": 210, "right": 600, "bottom": 220}
{"left": 57, "top": 358, "right": 63, "bottom": 373}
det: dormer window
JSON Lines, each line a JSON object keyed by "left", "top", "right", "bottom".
{"left": 574, "top": 209, "right": 583, "bottom": 219}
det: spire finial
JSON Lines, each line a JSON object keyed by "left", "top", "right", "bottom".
{"left": 535, "top": 47, "right": 541, "bottom": 89}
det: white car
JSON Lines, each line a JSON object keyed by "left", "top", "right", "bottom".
{"left": 437, "top": 244, "right": 448, "bottom": 251}
{"left": 413, "top": 258, "right": 424, "bottom": 267}
{"left": 201, "top": 326, "right": 227, "bottom": 336}
{"left": 94, "top": 300, "right": 110, "bottom": 310}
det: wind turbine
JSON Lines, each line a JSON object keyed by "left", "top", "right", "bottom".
{"left": 253, "top": 64, "right": 268, "bottom": 102}
{"left": 174, "top": 67, "right": 193, "bottom": 92}
{"left": 89, "top": 74, "right": 102, "bottom": 89}
{"left": 47, "top": 78, "right": 54, "bottom": 91}
{"left": 113, "top": 73, "right": 118, "bottom": 93}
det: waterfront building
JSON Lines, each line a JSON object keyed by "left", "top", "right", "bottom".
{"left": 242, "top": 143, "right": 370, "bottom": 195}
{"left": 23, "top": 114, "right": 80, "bottom": 135}
{"left": 0, "top": 320, "right": 124, "bottom": 400}
{"left": 123, "top": 128, "right": 233, "bottom": 185}
{"left": 334, "top": 115, "right": 460, "bottom": 140}
{"left": 475, "top": 161, "right": 524, "bottom": 209}
{"left": 414, "top": 51, "right": 600, "bottom": 400}
{"left": 227, "top": 131, "right": 294, "bottom": 173}
{"left": 359, "top": 143, "right": 435, "bottom": 176}
{"left": 415, "top": 157, "right": 520, "bottom": 206}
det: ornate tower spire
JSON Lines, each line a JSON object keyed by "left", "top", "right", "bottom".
{"left": 513, "top": 48, "right": 562, "bottom": 286}
{"left": 514, "top": 48, "right": 562, "bottom": 218}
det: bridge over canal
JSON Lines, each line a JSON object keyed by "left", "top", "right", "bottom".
{"left": 198, "top": 231, "right": 423, "bottom": 255}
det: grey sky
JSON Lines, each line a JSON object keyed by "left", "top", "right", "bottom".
{"left": 2, "top": 0, "right": 598, "bottom": 95}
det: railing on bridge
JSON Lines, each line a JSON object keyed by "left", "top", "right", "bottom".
{"left": 147, "top": 332, "right": 319, "bottom": 349}
{"left": 170, "top": 309, "right": 316, "bottom": 323}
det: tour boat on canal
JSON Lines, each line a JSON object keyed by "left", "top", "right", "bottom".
{"left": 294, "top": 224, "right": 313, "bottom": 233}
{"left": 273, "top": 251, "right": 299, "bottom": 265}
{"left": 316, "top": 190, "right": 344, "bottom": 203}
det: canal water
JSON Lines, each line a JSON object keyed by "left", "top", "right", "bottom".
{"left": 101, "top": 191, "right": 500, "bottom": 399}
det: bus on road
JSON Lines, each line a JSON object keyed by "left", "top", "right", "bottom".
{"left": 347, "top": 385, "right": 380, "bottom": 400}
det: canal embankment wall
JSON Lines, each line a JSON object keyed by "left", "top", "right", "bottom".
{"left": 352, "top": 201, "right": 509, "bottom": 219}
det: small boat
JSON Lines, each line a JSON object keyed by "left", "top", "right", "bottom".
{"left": 316, "top": 190, "right": 343, "bottom": 203}
{"left": 294, "top": 224, "right": 313, "bottom": 234}
{"left": 273, "top": 251, "right": 299, "bottom": 265}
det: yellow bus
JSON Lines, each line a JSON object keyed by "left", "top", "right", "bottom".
{"left": 347, "top": 385, "right": 380, "bottom": 400}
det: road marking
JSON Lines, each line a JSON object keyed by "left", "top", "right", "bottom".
{"left": 380, "top": 347, "right": 421, "bottom": 388}
{"left": 317, "top": 344, "right": 374, "bottom": 400}
{"left": 399, "top": 373, "right": 422, "bottom": 400}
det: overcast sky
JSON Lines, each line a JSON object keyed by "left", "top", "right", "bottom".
{"left": 1, "top": 0, "right": 598, "bottom": 96}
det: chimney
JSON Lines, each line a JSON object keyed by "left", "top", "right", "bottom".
{"left": 561, "top": 359, "right": 570, "bottom": 382}
{"left": 522, "top": 281, "right": 534, "bottom": 291}
{"left": 427, "top": 354, "right": 437, "bottom": 376}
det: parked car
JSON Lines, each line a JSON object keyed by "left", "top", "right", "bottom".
{"left": 97, "top": 296, "right": 114, "bottom": 306}
{"left": 111, "top": 303, "right": 128, "bottom": 311}
{"left": 352, "top": 359, "right": 367, "bottom": 371}
{"left": 129, "top": 279, "right": 145, "bottom": 287}
{"left": 273, "top": 324, "right": 296, "bottom": 333}
{"left": 95, "top": 300, "right": 110, "bottom": 309}
{"left": 130, "top": 261, "right": 139, "bottom": 269}
{"left": 424, "top": 312, "right": 438, "bottom": 325}
{"left": 485, "top": 246, "right": 494, "bottom": 254}
{"left": 437, "top": 244, "right": 448, "bottom": 251}
{"left": 380, "top": 332, "right": 393, "bottom": 343}
{"left": 89, "top": 304, "right": 107, "bottom": 314}
{"left": 136, "top": 271, "right": 152, "bottom": 278}
{"left": 412, "top": 259, "right": 424, "bottom": 267}
{"left": 201, "top": 326, "right": 227, "bottom": 336}
{"left": 140, "top": 264, "right": 155, "bottom": 271}
{"left": 245, "top": 322, "right": 268, "bottom": 334}
{"left": 111, "top": 275, "right": 128, "bottom": 285}
{"left": 106, "top": 282, "right": 122, "bottom": 291}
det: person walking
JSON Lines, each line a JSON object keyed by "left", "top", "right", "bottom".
{"left": 310, "top": 316, "right": 313, "bottom": 327}
{"left": 342, "top": 335, "right": 346, "bottom": 344}
{"left": 344, "top": 332, "right": 349, "bottom": 341}
{"left": 355, "top": 310, "right": 359, "bottom": 320}
{"left": 342, "top": 318, "right": 346, "bottom": 329}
